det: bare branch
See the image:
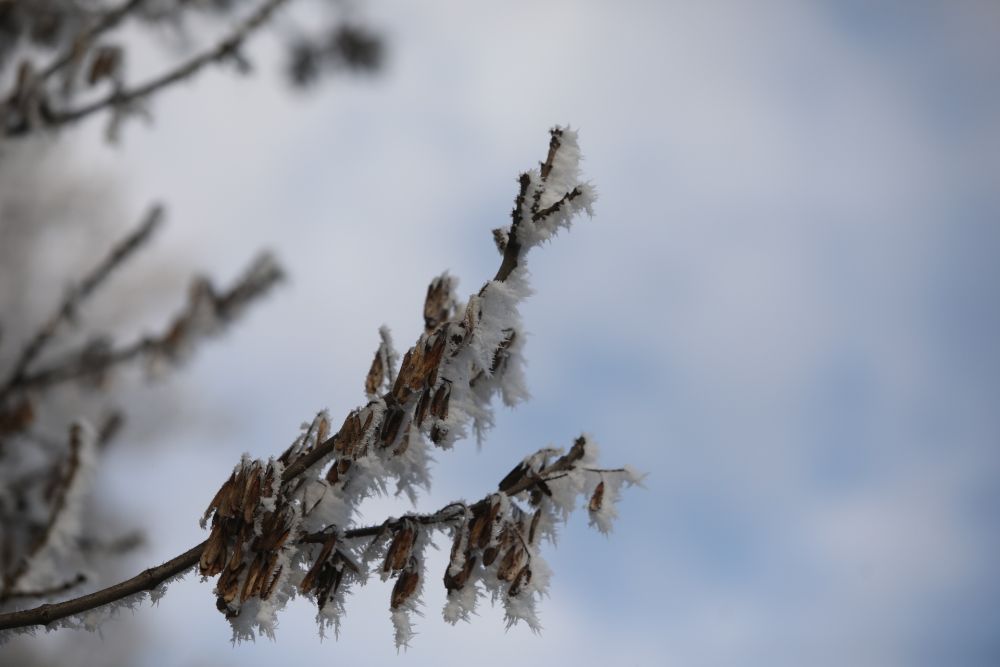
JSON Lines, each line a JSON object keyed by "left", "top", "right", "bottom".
{"left": 37, "top": 0, "right": 144, "bottom": 86}
{"left": 11, "top": 252, "right": 283, "bottom": 391}
{"left": 0, "top": 423, "right": 92, "bottom": 602}
{"left": 4, "top": 0, "right": 292, "bottom": 138}
{"left": 0, "top": 204, "right": 163, "bottom": 401}
{"left": 4, "top": 574, "right": 87, "bottom": 601}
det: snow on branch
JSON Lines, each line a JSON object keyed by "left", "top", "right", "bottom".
{"left": 0, "top": 127, "right": 638, "bottom": 650}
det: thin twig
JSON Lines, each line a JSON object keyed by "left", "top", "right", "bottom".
{"left": 5, "top": 574, "right": 87, "bottom": 601}
{"left": 4, "top": 0, "right": 291, "bottom": 137}
{"left": 0, "top": 424, "right": 88, "bottom": 602}
{"left": 38, "top": 0, "right": 145, "bottom": 84}
{"left": 0, "top": 205, "right": 163, "bottom": 400}
{"left": 12, "top": 252, "right": 282, "bottom": 392}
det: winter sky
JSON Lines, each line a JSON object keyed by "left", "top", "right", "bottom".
{"left": 12, "top": 1, "right": 1000, "bottom": 665}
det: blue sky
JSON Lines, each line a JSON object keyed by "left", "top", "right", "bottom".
{"left": 11, "top": 1, "right": 1000, "bottom": 665}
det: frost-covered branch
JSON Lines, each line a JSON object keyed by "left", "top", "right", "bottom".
{"left": 0, "top": 437, "right": 640, "bottom": 639}
{"left": 0, "top": 127, "right": 636, "bottom": 649}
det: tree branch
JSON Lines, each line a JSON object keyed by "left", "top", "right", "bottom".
{"left": 0, "top": 437, "right": 607, "bottom": 631}
{"left": 0, "top": 126, "right": 604, "bottom": 637}
{"left": 0, "top": 204, "right": 163, "bottom": 401}
{"left": 38, "top": 0, "right": 145, "bottom": 85}
{"left": 4, "top": 0, "right": 291, "bottom": 138}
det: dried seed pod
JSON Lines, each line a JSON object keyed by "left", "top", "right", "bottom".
{"left": 448, "top": 523, "right": 467, "bottom": 563}
{"left": 482, "top": 546, "right": 499, "bottom": 567}
{"left": 383, "top": 523, "right": 416, "bottom": 573}
{"left": 365, "top": 346, "right": 385, "bottom": 397}
{"left": 497, "top": 546, "right": 524, "bottom": 582}
{"left": 424, "top": 333, "right": 447, "bottom": 388}
{"left": 241, "top": 472, "right": 262, "bottom": 523}
{"left": 468, "top": 497, "right": 501, "bottom": 549}
{"left": 199, "top": 530, "right": 227, "bottom": 576}
{"left": 393, "top": 425, "right": 411, "bottom": 456}
{"left": 87, "top": 45, "right": 122, "bottom": 86}
{"left": 508, "top": 564, "right": 532, "bottom": 597}
{"left": 240, "top": 553, "right": 265, "bottom": 601}
{"left": 430, "top": 380, "right": 451, "bottom": 420}
{"left": 300, "top": 533, "right": 338, "bottom": 594}
{"left": 462, "top": 298, "right": 481, "bottom": 337}
{"left": 589, "top": 481, "right": 605, "bottom": 512}
{"left": 430, "top": 423, "right": 448, "bottom": 445}
{"left": 498, "top": 461, "right": 529, "bottom": 494}
{"left": 203, "top": 471, "right": 235, "bottom": 523}
{"left": 380, "top": 404, "right": 404, "bottom": 446}
{"left": 528, "top": 509, "right": 543, "bottom": 545}
{"left": 391, "top": 568, "right": 420, "bottom": 610}
{"left": 414, "top": 388, "right": 431, "bottom": 426}
{"left": 423, "top": 273, "right": 455, "bottom": 332}
{"left": 315, "top": 414, "right": 330, "bottom": 446}
{"left": 443, "top": 553, "right": 476, "bottom": 592}
{"left": 261, "top": 563, "right": 283, "bottom": 599}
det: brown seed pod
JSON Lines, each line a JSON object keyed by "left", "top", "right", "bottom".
{"left": 365, "top": 347, "right": 385, "bottom": 396}
{"left": 468, "top": 497, "right": 501, "bottom": 549}
{"left": 383, "top": 523, "right": 416, "bottom": 573}
{"left": 261, "top": 562, "right": 284, "bottom": 600}
{"left": 423, "top": 274, "right": 455, "bottom": 332}
{"left": 380, "top": 404, "right": 404, "bottom": 446}
{"left": 199, "top": 530, "right": 227, "bottom": 576}
{"left": 430, "top": 380, "right": 451, "bottom": 420}
{"left": 482, "top": 546, "right": 499, "bottom": 567}
{"left": 528, "top": 509, "right": 543, "bottom": 545}
{"left": 414, "top": 388, "right": 431, "bottom": 426}
{"left": 443, "top": 553, "right": 476, "bottom": 592}
{"left": 391, "top": 568, "right": 420, "bottom": 610}
{"left": 241, "top": 472, "right": 262, "bottom": 523}
{"left": 429, "top": 423, "right": 447, "bottom": 445}
{"left": 300, "top": 533, "right": 337, "bottom": 594}
{"left": 87, "top": 45, "right": 122, "bottom": 86}
{"left": 498, "top": 462, "right": 528, "bottom": 494}
{"left": 497, "top": 546, "right": 524, "bottom": 582}
{"left": 240, "top": 553, "right": 265, "bottom": 601}
{"left": 508, "top": 564, "right": 532, "bottom": 597}
{"left": 393, "top": 425, "right": 411, "bottom": 456}
{"left": 589, "top": 481, "right": 605, "bottom": 512}
{"left": 203, "top": 471, "right": 235, "bottom": 523}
